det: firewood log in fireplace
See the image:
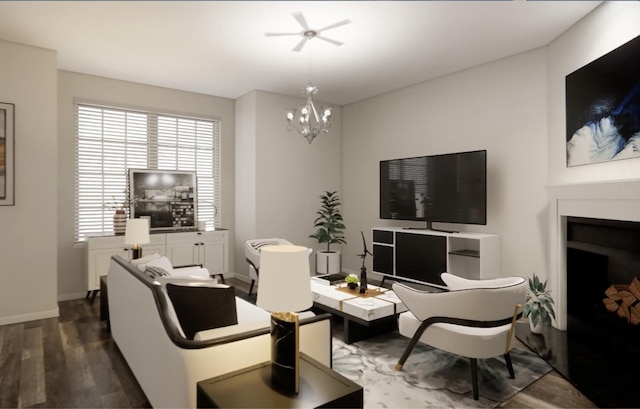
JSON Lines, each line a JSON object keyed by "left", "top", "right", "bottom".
{"left": 603, "top": 277, "right": 640, "bottom": 325}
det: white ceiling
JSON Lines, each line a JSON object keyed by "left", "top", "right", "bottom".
{"left": 0, "top": 1, "right": 601, "bottom": 106}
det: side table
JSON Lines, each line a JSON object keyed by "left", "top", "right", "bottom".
{"left": 196, "top": 353, "right": 363, "bottom": 408}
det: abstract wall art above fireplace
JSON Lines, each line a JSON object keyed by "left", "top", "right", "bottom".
{"left": 566, "top": 34, "right": 640, "bottom": 167}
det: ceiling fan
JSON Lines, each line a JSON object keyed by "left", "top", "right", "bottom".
{"left": 265, "top": 12, "right": 351, "bottom": 52}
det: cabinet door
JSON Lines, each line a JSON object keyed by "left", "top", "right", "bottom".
{"left": 89, "top": 248, "right": 128, "bottom": 290}
{"left": 395, "top": 232, "right": 447, "bottom": 286}
{"left": 200, "top": 241, "right": 226, "bottom": 275}
{"left": 372, "top": 244, "right": 394, "bottom": 274}
{"left": 141, "top": 244, "right": 165, "bottom": 258}
{"left": 167, "top": 241, "right": 198, "bottom": 267}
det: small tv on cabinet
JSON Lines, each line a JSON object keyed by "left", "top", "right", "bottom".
{"left": 380, "top": 149, "right": 487, "bottom": 230}
{"left": 128, "top": 169, "right": 198, "bottom": 231}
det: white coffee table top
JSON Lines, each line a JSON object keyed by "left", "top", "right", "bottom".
{"left": 310, "top": 279, "right": 407, "bottom": 322}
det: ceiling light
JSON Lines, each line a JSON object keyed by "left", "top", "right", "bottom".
{"left": 286, "top": 82, "right": 332, "bottom": 144}
{"left": 268, "top": 12, "right": 349, "bottom": 144}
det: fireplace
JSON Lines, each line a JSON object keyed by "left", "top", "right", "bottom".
{"left": 519, "top": 180, "right": 640, "bottom": 408}
{"left": 546, "top": 179, "right": 640, "bottom": 329}
{"left": 567, "top": 216, "right": 640, "bottom": 327}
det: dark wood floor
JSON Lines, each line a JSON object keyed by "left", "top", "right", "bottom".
{"left": 0, "top": 277, "right": 596, "bottom": 408}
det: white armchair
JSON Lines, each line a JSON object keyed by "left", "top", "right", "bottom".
{"left": 393, "top": 273, "right": 526, "bottom": 400}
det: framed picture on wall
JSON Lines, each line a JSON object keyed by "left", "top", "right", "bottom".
{"left": 0, "top": 102, "right": 15, "bottom": 206}
{"left": 565, "top": 34, "right": 640, "bottom": 167}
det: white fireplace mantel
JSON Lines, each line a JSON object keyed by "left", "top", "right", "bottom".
{"left": 547, "top": 179, "right": 640, "bottom": 330}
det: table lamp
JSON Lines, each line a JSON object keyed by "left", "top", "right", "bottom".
{"left": 257, "top": 245, "right": 312, "bottom": 394}
{"left": 124, "top": 218, "right": 150, "bottom": 259}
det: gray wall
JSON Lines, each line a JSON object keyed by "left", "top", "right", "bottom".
{"left": 234, "top": 90, "right": 342, "bottom": 282}
{"left": 0, "top": 40, "right": 58, "bottom": 325}
{"left": 339, "top": 1, "right": 640, "bottom": 285}
{"left": 341, "top": 48, "right": 549, "bottom": 278}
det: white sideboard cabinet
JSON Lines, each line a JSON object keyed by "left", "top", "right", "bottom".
{"left": 165, "top": 230, "right": 228, "bottom": 276}
{"left": 85, "top": 229, "right": 228, "bottom": 294}
{"left": 372, "top": 227, "right": 500, "bottom": 288}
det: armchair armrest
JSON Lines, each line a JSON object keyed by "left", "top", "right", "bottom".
{"left": 441, "top": 272, "right": 523, "bottom": 290}
{"left": 393, "top": 281, "right": 525, "bottom": 323}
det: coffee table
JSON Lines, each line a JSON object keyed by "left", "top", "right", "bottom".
{"left": 310, "top": 278, "right": 407, "bottom": 344}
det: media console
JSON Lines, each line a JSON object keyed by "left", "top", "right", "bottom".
{"left": 372, "top": 227, "right": 500, "bottom": 288}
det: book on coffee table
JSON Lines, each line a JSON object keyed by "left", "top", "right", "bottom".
{"left": 312, "top": 274, "right": 347, "bottom": 286}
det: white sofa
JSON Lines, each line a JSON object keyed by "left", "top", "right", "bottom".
{"left": 108, "top": 255, "right": 333, "bottom": 408}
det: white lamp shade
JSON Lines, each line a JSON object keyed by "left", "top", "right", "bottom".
{"left": 257, "top": 245, "right": 312, "bottom": 313}
{"left": 124, "top": 218, "right": 150, "bottom": 245}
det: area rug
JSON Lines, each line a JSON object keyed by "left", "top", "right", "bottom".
{"left": 332, "top": 332, "right": 552, "bottom": 408}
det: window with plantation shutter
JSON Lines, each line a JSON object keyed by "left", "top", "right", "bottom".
{"left": 74, "top": 103, "right": 221, "bottom": 242}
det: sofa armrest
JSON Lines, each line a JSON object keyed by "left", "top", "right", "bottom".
{"left": 171, "top": 266, "right": 210, "bottom": 279}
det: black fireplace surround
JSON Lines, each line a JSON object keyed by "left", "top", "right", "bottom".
{"left": 517, "top": 216, "right": 640, "bottom": 408}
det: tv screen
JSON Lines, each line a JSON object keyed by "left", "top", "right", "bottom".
{"left": 128, "top": 169, "right": 198, "bottom": 231}
{"left": 380, "top": 150, "right": 486, "bottom": 226}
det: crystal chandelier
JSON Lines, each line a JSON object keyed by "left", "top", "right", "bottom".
{"left": 286, "top": 83, "right": 332, "bottom": 144}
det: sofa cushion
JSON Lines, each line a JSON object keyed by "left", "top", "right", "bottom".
{"left": 166, "top": 283, "right": 238, "bottom": 340}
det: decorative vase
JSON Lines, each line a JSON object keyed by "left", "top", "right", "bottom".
{"left": 113, "top": 210, "right": 126, "bottom": 235}
{"left": 347, "top": 282, "right": 358, "bottom": 290}
{"left": 359, "top": 266, "right": 368, "bottom": 294}
{"left": 529, "top": 318, "right": 544, "bottom": 334}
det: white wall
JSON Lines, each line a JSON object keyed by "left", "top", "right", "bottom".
{"left": 234, "top": 90, "right": 342, "bottom": 281}
{"left": 0, "top": 40, "right": 58, "bottom": 325}
{"left": 341, "top": 48, "right": 549, "bottom": 279}
{"left": 234, "top": 91, "right": 258, "bottom": 279}
{"left": 57, "top": 71, "right": 235, "bottom": 300}
{"left": 547, "top": 1, "right": 640, "bottom": 186}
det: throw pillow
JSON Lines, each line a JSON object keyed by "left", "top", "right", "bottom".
{"left": 145, "top": 266, "right": 171, "bottom": 278}
{"left": 131, "top": 252, "right": 162, "bottom": 269}
{"left": 140, "top": 256, "right": 174, "bottom": 273}
{"left": 166, "top": 283, "right": 238, "bottom": 340}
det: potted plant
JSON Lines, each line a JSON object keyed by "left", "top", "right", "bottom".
{"left": 345, "top": 274, "right": 359, "bottom": 290}
{"left": 310, "top": 191, "right": 346, "bottom": 275}
{"left": 523, "top": 273, "right": 556, "bottom": 334}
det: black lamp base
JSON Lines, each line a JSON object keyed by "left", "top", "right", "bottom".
{"left": 269, "top": 312, "right": 300, "bottom": 394}
{"left": 131, "top": 246, "right": 142, "bottom": 260}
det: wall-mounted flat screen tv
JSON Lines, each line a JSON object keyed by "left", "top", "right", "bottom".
{"left": 128, "top": 169, "right": 197, "bottom": 231}
{"left": 380, "top": 150, "right": 487, "bottom": 229}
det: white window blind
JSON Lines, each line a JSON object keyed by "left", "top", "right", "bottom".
{"left": 74, "top": 103, "right": 221, "bottom": 242}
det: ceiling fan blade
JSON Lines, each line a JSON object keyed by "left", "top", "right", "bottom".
{"left": 292, "top": 37, "right": 308, "bottom": 52}
{"left": 317, "top": 19, "right": 351, "bottom": 33}
{"left": 292, "top": 12, "right": 310, "bottom": 31}
{"left": 265, "top": 32, "right": 299, "bottom": 37}
{"left": 317, "top": 36, "right": 343, "bottom": 47}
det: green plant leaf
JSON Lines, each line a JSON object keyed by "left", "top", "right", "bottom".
{"left": 310, "top": 190, "right": 346, "bottom": 251}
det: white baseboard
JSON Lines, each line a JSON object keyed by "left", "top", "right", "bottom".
{"left": 58, "top": 291, "right": 88, "bottom": 302}
{"left": 0, "top": 308, "right": 59, "bottom": 326}
{"left": 232, "top": 273, "right": 251, "bottom": 284}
